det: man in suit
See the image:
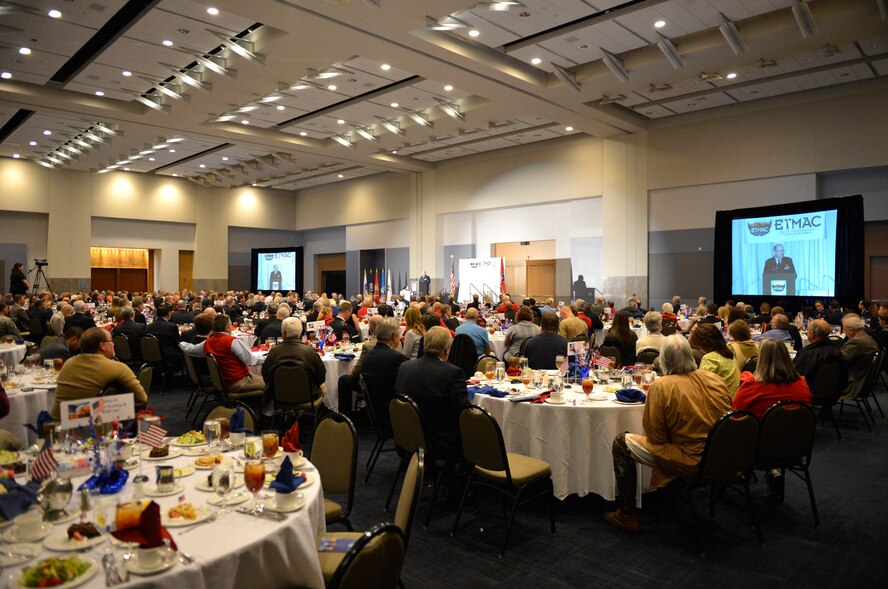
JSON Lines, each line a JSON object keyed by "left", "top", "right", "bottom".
{"left": 0, "top": 302, "right": 22, "bottom": 339}
{"left": 170, "top": 300, "right": 195, "bottom": 325}
{"left": 269, "top": 265, "right": 283, "bottom": 289}
{"left": 329, "top": 301, "right": 362, "bottom": 342}
{"left": 39, "top": 327, "right": 82, "bottom": 363}
{"left": 395, "top": 326, "right": 467, "bottom": 463}
{"left": 65, "top": 300, "right": 95, "bottom": 332}
{"left": 361, "top": 317, "right": 408, "bottom": 428}
{"left": 418, "top": 271, "right": 431, "bottom": 297}
{"left": 698, "top": 303, "right": 724, "bottom": 328}
{"left": 111, "top": 307, "right": 146, "bottom": 361}
{"left": 841, "top": 314, "right": 880, "bottom": 399}
{"left": 824, "top": 300, "right": 844, "bottom": 326}
{"left": 146, "top": 304, "right": 182, "bottom": 372}
{"left": 260, "top": 317, "right": 326, "bottom": 414}
{"left": 9, "top": 294, "right": 30, "bottom": 332}
{"left": 763, "top": 243, "right": 796, "bottom": 274}
{"left": 794, "top": 319, "right": 843, "bottom": 378}
{"left": 466, "top": 294, "right": 481, "bottom": 311}
{"left": 259, "top": 305, "right": 290, "bottom": 343}
{"left": 132, "top": 297, "right": 148, "bottom": 325}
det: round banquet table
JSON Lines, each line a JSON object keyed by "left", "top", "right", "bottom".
{"left": 250, "top": 350, "right": 358, "bottom": 413}
{"left": 3, "top": 444, "right": 327, "bottom": 589}
{"left": 0, "top": 343, "right": 27, "bottom": 367}
{"left": 488, "top": 334, "right": 506, "bottom": 359}
{"left": 472, "top": 381, "right": 651, "bottom": 504}
{"left": 0, "top": 370, "right": 57, "bottom": 446}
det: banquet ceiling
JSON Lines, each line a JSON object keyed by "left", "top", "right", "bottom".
{"left": 0, "top": 0, "right": 885, "bottom": 190}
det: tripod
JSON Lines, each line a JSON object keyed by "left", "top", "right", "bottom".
{"left": 29, "top": 264, "right": 54, "bottom": 299}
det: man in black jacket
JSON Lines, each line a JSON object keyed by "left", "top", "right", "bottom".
{"left": 65, "top": 301, "right": 95, "bottom": 332}
{"left": 793, "top": 319, "right": 843, "bottom": 378}
{"left": 111, "top": 307, "right": 146, "bottom": 361}
{"left": 360, "top": 317, "right": 407, "bottom": 429}
{"left": 329, "top": 301, "right": 361, "bottom": 342}
{"left": 146, "top": 304, "right": 182, "bottom": 371}
{"left": 170, "top": 300, "right": 195, "bottom": 325}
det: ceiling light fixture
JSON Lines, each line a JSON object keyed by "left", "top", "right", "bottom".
{"left": 93, "top": 123, "right": 117, "bottom": 135}
{"left": 327, "top": 84, "right": 337, "bottom": 91}
{"left": 199, "top": 164, "right": 206, "bottom": 168}
{"left": 657, "top": 37, "right": 684, "bottom": 69}
{"left": 331, "top": 135, "right": 355, "bottom": 148}
{"left": 0, "top": 72, "right": 11, "bottom": 79}
{"left": 435, "top": 99, "right": 464, "bottom": 121}
{"left": 299, "top": 131, "right": 308, "bottom": 136}
{"left": 791, "top": 0, "right": 818, "bottom": 39}
{"left": 407, "top": 110, "right": 433, "bottom": 127}
{"left": 169, "top": 149, "right": 176, "bottom": 153}
{"left": 12, "top": 153, "right": 20, "bottom": 159}
{"left": 552, "top": 63, "right": 582, "bottom": 92}
{"left": 193, "top": 54, "right": 230, "bottom": 77}
{"left": 210, "top": 114, "right": 236, "bottom": 123}
{"left": 352, "top": 126, "right": 377, "bottom": 142}
{"left": 172, "top": 173, "right": 178, "bottom": 177}
{"left": 139, "top": 149, "right": 154, "bottom": 155}
{"left": 337, "top": 174, "right": 344, "bottom": 179}
{"left": 48, "top": 10, "right": 62, "bottom": 18}
{"left": 39, "top": 161, "right": 53, "bottom": 168}
{"left": 238, "top": 105, "right": 257, "bottom": 112}
{"left": 134, "top": 94, "right": 165, "bottom": 111}
{"left": 376, "top": 117, "right": 405, "bottom": 136}
{"left": 43, "top": 130, "right": 52, "bottom": 135}
{"left": 718, "top": 15, "right": 747, "bottom": 54}
{"left": 222, "top": 156, "right": 229, "bottom": 161}
{"left": 726, "top": 72, "right": 738, "bottom": 79}
{"left": 73, "top": 138, "right": 92, "bottom": 149}
{"left": 241, "top": 119, "right": 249, "bottom": 124}
{"left": 600, "top": 49, "right": 630, "bottom": 83}
{"left": 19, "top": 47, "right": 31, "bottom": 55}
{"left": 276, "top": 105, "right": 285, "bottom": 111}
{"left": 337, "top": 119, "right": 345, "bottom": 124}
{"left": 531, "top": 58, "right": 542, "bottom": 65}
{"left": 565, "top": 126, "right": 574, "bottom": 132}
{"left": 380, "top": 64, "right": 391, "bottom": 71}
{"left": 95, "top": 91, "right": 104, "bottom": 96}
{"left": 468, "top": 29, "right": 480, "bottom": 37}
{"left": 29, "top": 141, "right": 37, "bottom": 146}
{"left": 426, "top": 16, "right": 468, "bottom": 31}
{"left": 207, "top": 7, "right": 220, "bottom": 15}
{"left": 654, "top": 19, "right": 666, "bottom": 28}
{"left": 162, "top": 40, "right": 173, "bottom": 46}
{"left": 149, "top": 157, "right": 155, "bottom": 161}
{"left": 485, "top": 1, "right": 524, "bottom": 11}
{"left": 444, "top": 84, "right": 453, "bottom": 91}
{"left": 153, "top": 83, "right": 184, "bottom": 101}
{"left": 167, "top": 137, "right": 184, "bottom": 143}
{"left": 122, "top": 70, "right": 132, "bottom": 76}
{"left": 64, "top": 145, "right": 81, "bottom": 154}
{"left": 390, "top": 102, "right": 399, "bottom": 108}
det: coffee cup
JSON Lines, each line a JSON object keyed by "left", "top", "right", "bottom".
{"left": 550, "top": 391, "right": 564, "bottom": 404}
{"left": 14, "top": 511, "right": 44, "bottom": 539}
{"left": 137, "top": 546, "right": 167, "bottom": 569}
{"left": 275, "top": 489, "right": 304, "bottom": 511}
{"left": 473, "top": 371, "right": 484, "bottom": 380}
{"left": 285, "top": 450, "right": 303, "bottom": 464}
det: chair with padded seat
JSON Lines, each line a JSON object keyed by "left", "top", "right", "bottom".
{"left": 183, "top": 353, "right": 215, "bottom": 426}
{"left": 205, "top": 353, "right": 264, "bottom": 406}
{"left": 139, "top": 335, "right": 168, "bottom": 392}
{"left": 359, "top": 373, "right": 396, "bottom": 484}
{"left": 474, "top": 354, "right": 499, "bottom": 375}
{"left": 742, "top": 356, "right": 758, "bottom": 374}
{"left": 598, "top": 344, "right": 622, "bottom": 368}
{"left": 26, "top": 318, "right": 44, "bottom": 344}
{"left": 135, "top": 364, "right": 153, "bottom": 396}
{"left": 636, "top": 348, "right": 659, "bottom": 365}
{"left": 754, "top": 400, "right": 819, "bottom": 527}
{"left": 319, "top": 450, "right": 424, "bottom": 585}
{"left": 451, "top": 404, "right": 555, "bottom": 557}
{"left": 326, "top": 523, "right": 406, "bottom": 589}
{"left": 839, "top": 351, "right": 882, "bottom": 430}
{"left": 448, "top": 334, "right": 478, "bottom": 380}
{"left": 311, "top": 412, "right": 358, "bottom": 531}
{"left": 266, "top": 360, "right": 324, "bottom": 438}
{"left": 808, "top": 359, "right": 846, "bottom": 439}
{"left": 113, "top": 335, "right": 134, "bottom": 366}
{"left": 39, "top": 335, "right": 60, "bottom": 350}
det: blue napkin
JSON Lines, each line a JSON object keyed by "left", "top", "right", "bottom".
{"left": 333, "top": 353, "right": 356, "bottom": 361}
{"left": 0, "top": 479, "right": 40, "bottom": 521}
{"left": 269, "top": 456, "right": 306, "bottom": 493}
{"left": 230, "top": 407, "right": 252, "bottom": 434}
{"left": 471, "top": 386, "right": 507, "bottom": 398}
{"left": 24, "top": 410, "right": 54, "bottom": 438}
{"left": 615, "top": 388, "right": 646, "bottom": 403}
{"left": 14, "top": 338, "right": 25, "bottom": 345}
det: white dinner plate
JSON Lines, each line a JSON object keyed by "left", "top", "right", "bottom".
{"left": 267, "top": 497, "right": 305, "bottom": 513}
{"left": 43, "top": 530, "right": 107, "bottom": 552}
{"left": 0, "top": 542, "right": 41, "bottom": 566}
{"left": 207, "top": 492, "right": 249, "bottom": 507}
{"left": 2, "top": 522, "right": 53, "bottom": 543}
{"left": 613, "top": 399, "right": 645, "bottom": 405}
{"left": 140, "top": 448, "right": 183, "bottom": 461}
{"left": 161, "top": 505, "right": 214, "bottom": 527}
{"left": 543, "top": 398, "right": 566, "bottom": 405}
{"left": 590, "top": 393, "right": 610, "bottom": 401}
{"left": 9, "top": 556, "right": 98, "bottom": 589}
{"left": 194, "top": 475, "right": 244, "bottom": 492}
{"left": 124, "top": 549, "right": 177, "bottom": 576}
{"left": 144, "top": 483, "right": 185, "bottom": 497}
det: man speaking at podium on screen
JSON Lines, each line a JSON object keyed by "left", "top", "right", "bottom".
{"left": 269, "top": 264, "right": 282, "bottom": 290}
{"left": 763, "top": 244, "right": 796, "bottom": 275}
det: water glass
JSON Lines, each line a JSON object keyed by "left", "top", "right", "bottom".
{"left": 244, "top": 436, "right": 262, "bottom": 460}
{"left": 495, "top": 362, "right": 506, "bottom": 382}
{"left": 203, "top": 419, "right": 221, "bottom": 449}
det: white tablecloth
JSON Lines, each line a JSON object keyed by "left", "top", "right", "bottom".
{"left": 250, "top": 351, "right": 358, "bottom": 413}
{"left": 0, "top": 371, "right": 56, "bottom": 445}
{"left": 0, "top": 343, "right": 27, "bottom": 367}
{"left": 473, "top": 383, "right": 650, "bottom": 503}
{"left": 4, "top": 447, "right": 327, "bottom": 589}
{"left": 489, "top": 335, "right": 506, "bottom": 359}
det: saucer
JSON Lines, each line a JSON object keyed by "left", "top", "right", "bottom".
{"left": 0, "top": 542, "right": 41, "bottom": 566}
{"left": 544, "top": 398, "right": 566, "bottom": 405}
{"left": 124, "top": 548, "right": 177, "bottom": 575}
{"left": 207, "top": 492, "right": 249, "bottom": 507}
{"left": 590, "top": 393, "right": 610, "bottom": 401}
{"left": 2, "top": 522, "right": 52, "bottom": 543}
{"left": 144, "top": 482, "right": 185, "bottom": 497}
{"left": 44, "top": 530, "right": 108, "bottom": 552}
{"left": 268, "top": 497, "right": 305, "bottom": 513}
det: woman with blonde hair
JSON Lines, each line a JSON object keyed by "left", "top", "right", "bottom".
{"left": 727, "top": 319, "right": 758, "bottom": 372}
{"left": 402, "top": 305, "right": 425, "bottom": 359}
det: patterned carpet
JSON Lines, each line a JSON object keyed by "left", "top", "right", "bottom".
{"left": 151, "top": 375, "right": 888, "bottom": 588}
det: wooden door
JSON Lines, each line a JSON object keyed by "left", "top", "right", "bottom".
{"left": 869, "top": 256, "right": 888, "bottom": 301}
{"left": 179, "top": 250, "right": 194, "bottom": 292}
{"left": 91, "top": 268, "right": 117, "bottom": 291}
{"left": 526, "top": 259, "right": 556, "bottom": 299}
{"left": 316, "top": 253, "right": 346, "bottom": 296}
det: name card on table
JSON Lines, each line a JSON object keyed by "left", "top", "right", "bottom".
{"left": 567, "top": 341, "right": 586, "bottom": 357}
{"left": 60, "top": 393, "right": 135, "bottom": 430}
{"left": 307, "top": 321, "right": 326, "bottom": 333}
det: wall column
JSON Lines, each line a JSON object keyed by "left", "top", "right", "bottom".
{"left": 47, "top": 169, "right": 90, "bottom": 292}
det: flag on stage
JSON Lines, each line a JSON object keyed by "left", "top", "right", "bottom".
{"left": 387, "top": 269, "right": 392, "bottom": 298}
{"left": 139, "top": 423, "right": 168, "bottom": 447}
{"left": 500, "top": 257, "right": 506, "bottom": 295}
{"left": 29, "top": 447, "right": 58, "bottom": 481}
{"left": 450, "top": 257, "right": 456, "bottom": 296}
{"left": 363, "top": 269, "right": 368, "bottom": 295}
{"left": 380, "top": 268, "right": 386, "bottom": 297}
{"left": 374, "top": 269, "right": 380, "bottom": 299}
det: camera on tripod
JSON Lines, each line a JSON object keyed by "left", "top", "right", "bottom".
{"left": 34, "top": 259, "right": 48, "bottom": 268}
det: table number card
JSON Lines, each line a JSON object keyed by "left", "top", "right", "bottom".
{"left": 60, "top": 393, "right": 135, "bottom": 430}
{"left": 307, "top": 321, "right": 326, "bottom": 333}
{"left": 567, "top": 341, "right": 585, "bottom": 358}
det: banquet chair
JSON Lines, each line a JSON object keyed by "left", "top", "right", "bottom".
{"left": 359, "top": 373, "right": 395, "bottom": 484}
{"left": 39, "top": 335, "right": 60, "bottom": 350}
{"left": 517, "top": 337, "right": 530, "bottom": 358}
{"left": 754, "top": 400, "right": 819, "bottom": 527}
{"left": 206, "top": 353, "right": 263, "bottom": 404}
{"left": 636, "top": 349, "right": 659, "bottom": 365}
{"left": 326, "top": 523, "right": 406, "bottom": 589}
{"left": 839, "top": 351, "right": 882, "bottom": 431}
{"left": 669, "top": 409, "right": 762, "bottom": 555}
{"left": 452, "top": 404, "right": 555, "bottom": 557}
{"left": 183, "top": 353, "right": 215, "bottom": 425}
{"left": 448, "top": 334, "right": 478, "bottom": 380}
{"left": 742, "top": 357, "right": 758, "bottom": 373}
{"left": 808, "top": 359, "right": 846, "bottom": 439}
{"left": 598, "top": 345, "right": 622, "bottom": 368}
{"left": 113, "top": 335, "right": 135, "bottom": 367}
{"left": 26, "top": 318, "right": 44, "bottom": 343}
{"left": 661, "top": 318, "right": 678, "bottom": 336}
{"left": 139, "top": 335, "right": 167, "bottom": 392}
{"left": 205, "top": 402, "right": 256, "bottom": 433}
{"left": 267, "top": 360, "right": 323, "bottom": 438}
{"left": 474, "top": 354, "right": 499, "bottom": 375}
{"left": 827, "top": 334, "right": 845, "bottom": 348}
{"left": 136, "top": 364, "right": 153, "bottom": 396}
{"left": 312, "top": 412, "right": 358, "bottom": 531}
{"left": 320, "top": 451, "right": 424, "bottom": 586}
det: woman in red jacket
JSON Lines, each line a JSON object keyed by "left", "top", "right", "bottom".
{"left": 733, "top": 339, "right": 812, "bottom": 419}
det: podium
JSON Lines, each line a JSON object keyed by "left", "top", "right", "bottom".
{"left": 762, "top": 272, "right": 796, "bottom": 296}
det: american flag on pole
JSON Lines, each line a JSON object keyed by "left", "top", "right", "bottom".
{"left": 139, "top": 423, "right": 168, "bottom": 448}
{"left": 449, "top": 256, "right": 456, "bottom": 296}
{"left": 593, "top": 354, "right": 614, "bottom": 369}
{"left": 29, "top": 447, "right": 58, "bottom": 481}
{"left": 559, "top": 356, "right": 569, "bottom": 375}
{"left": 327, "top": 330, "right": 338, "bottom": 343}
{"left": 499, "top": 257, "right": 506, "bottom": 296}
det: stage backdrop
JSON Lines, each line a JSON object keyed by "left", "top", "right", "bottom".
{"left": 457, "top": 257, "right": 504, "bottom": 303}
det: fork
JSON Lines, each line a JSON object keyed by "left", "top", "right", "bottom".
{"left": 179, "top": 511, "right": 219, "bottom": 535}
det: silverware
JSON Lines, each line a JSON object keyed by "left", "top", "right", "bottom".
{"left": 0, "top": 549, "right": 33, "bottom": 560}
{"left": 179, "top": 510, "right": 219, "bottom": 534}
{"left": 177, "top": 550, "right": 195, "bottom": 565}
{"left": 235, "top": 507, "right": 286, "bottom": 522}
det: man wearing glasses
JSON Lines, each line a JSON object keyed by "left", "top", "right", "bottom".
{"left": 51, "top": 327, "right": 147, "bottom": 419}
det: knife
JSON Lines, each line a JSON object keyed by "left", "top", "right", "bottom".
{"left": 235, "top": 507, "right": 287, "bottom": 522}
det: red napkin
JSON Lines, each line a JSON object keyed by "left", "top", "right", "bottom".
{"left": 111, "top": 501, "right": 177, "bottom": 550}
{"left": 506, "top": 367, "right": 521, "bottom": 377}
{"left": 251, "top": 344, "right": 269, "bottom": 352}
{"left": 531, "top": 391, "right": 552, "bottom": 404}
{"left": 466, "top": 379, "right": 480, "bottom": 385}
{"left": 282, "top": 422, "right": 302, "bottom": 452}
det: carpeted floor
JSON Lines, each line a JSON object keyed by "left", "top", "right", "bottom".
{"left": 150, "top": 375, "right": 888, "bottom": 588}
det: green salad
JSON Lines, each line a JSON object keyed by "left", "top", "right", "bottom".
{"left": 20, "top": 556, "right": 90, "bottom": 588}
{"left": 174, "top": 430, "right": 206, "bottom": 445}
{"left": 0, "top": 449, "right": 19, "bottom": 465}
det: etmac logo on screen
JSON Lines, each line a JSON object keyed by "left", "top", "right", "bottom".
{"left": 747, "top": 221, "right": 772, "bottom": 236}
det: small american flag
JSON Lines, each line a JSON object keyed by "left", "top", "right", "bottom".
{"left": 139, "top": 423, "right": 168, "bottom": 448}
{"left": 559, "top": 357, "right": 569, "bottom": 375}
{"left": 593, "top": 354, "right": 613, "bottom": 369}
{"left": 29, "top": 447, "right": 58, "bottom": 481}
{"left": 326, "top": 330, "right": 338, "bottom": 343}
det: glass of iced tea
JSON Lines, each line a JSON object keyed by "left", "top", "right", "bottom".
{"left": 484, "top": 359, "right": 495, "bottom": 381}
{"left": 633, "top": 371, "right": 643, "bottom": 387}
{"left": 262, "top": 430, "right": 279, "bottom": 461}
{"left": 53, "top": 358, "right": 64, "bottom": 371}
{"left": 244, "top": 460, "right": 266, "bottom": 508}
{"left": 520, "top": 368, "right": 532, "bottom": 387}
{"left": 218, "top": 417, "right": 230, "bottom": 441}
{"left": 642, "top": 371, "right": 654, "bottom": 392}
{"left": 581, "top": 377, "right": 595, "bottom": 402}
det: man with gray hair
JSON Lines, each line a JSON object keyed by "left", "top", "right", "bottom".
{"left": 111, "top": 306, "right": 146, "bottom": 361}
{"left": 259, "top": 304, "right": 291, "bottom": 343}
{"left": 840, "top": 313, "right": 879, "bottom": 399}
{"left": 793, "top": 319, "right": 843, "bottom": 379}
{"left": 260, "top": 316, "right": 326, "bottom": 412}
{"left": 605, "top": 335, "right": 731, "bottom": 533}
{"left": 635, "top": 311, "right": 665, "bottom": 354}
{"left": 755, "top": 313, "right": 793, "bottom": 346}
{"left": 619, "top": 298, "right": 645, "bottom": 320}
{"left": 49, "top": 303, "right": 72, "bottom": 337}
{"left": 65, "top": 299, "right": 95, "bottom": 332}
{"left": 395, "top": 326, "right": 468, "bottom": 463}
{"left": 359, "top": 316, "right": 409, "bottom": 424}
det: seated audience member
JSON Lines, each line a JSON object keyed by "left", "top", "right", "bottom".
{"left": 524, "top": 312, "right": 569, "bottom": 370}
{"left": 635, "top": 311, "right": 666, "bottom": 354}
{"left": 259, "top": 305, "right": 290, "bottom": 343}
{"left": 9, "top": 295, "right": 30, "bottom": 332}
{"left": 690, "top": 323, "right": 740, "bottom": 397}
{"left": 65, "top": 300, "right": 95, "bottom": 332}
{"left": 840, "top": 314, "right": 880, "bottom": 399}
{"left": 455, "top": 307, "right": 491, "bottom": 357}
{"left": 0, "top": 302, "right": 22, "bottom": 339}
{"left": 0, "top": 384, "right": 23, "bottom": 450}
{"left": 401, "top": 306, "right": 426, "bottom": 359}
{"left": 619, "top": 298, "right": 645, "bottom": 320}
{"left": 605, "top": 335, "right": 732, "bottom": 532}
{"left": 360, "top": 317, "right": 409, "bottom": 429}
{"left": 329, "top": 300, "right": 361, "bottom": 342}
{"left": 179, "top": 315, "right": 265, "bottom": 402}
{"left": 181, "top": 312, "right": 213, "bottom": 344}
{"left": 305, "top": 300, "right": 322, "bottom": 324}
{"left": 823, "top": 300, "right": 844, "bottom": 325}
{"left": 699, "top": 303, "right": 724, "bottom": 328}
{"left": 727, "top": 320, "right": 758, "bottom": 371}
{"left": 558, "top": 305, "right": 588, "bottom": 342}
{"left": 755, "top": 313, "right": 794, "bottom": 347}
{"left": 670, "top": 295, "right": 682, "bottom": 314}
{"left": 793, "top": 319, "right": 842, "bottom": 378}
{"left": 752, "top": 302, "right": 772, "bottom": 326}
{"left": 466, "top": 294, "right": 481, "bottom": 311}
{"left": 112, "top": 306, "right": 146, "bottom": 361}
{"left": 52, "top": 327, "right": 147, "bottom": 419}
{"left": 132, "top": 297, "right": 147, "bottom": 324}
{"left": 337, "top": 314, "right": 383, "bottom": 415}
{"left": 602, "top": 311, "right": 638, "bottom": 366}
{"left": 540, "top": 298, "right": 557, "bottom": 316}
{"left": 733, "top": 339, "right": 812, "bottom": 419}
{"left": 770, "top": 306, "right": 803, "bottom": 350}
{"left": 395, "top": 326, "right": 467, "bottom": 463}
{"left": 876, "top": 312, "right": 888, "bottom": 350}
{"left": 145, "top": 304, "right": 182, "bottom": 372}
{"left": 726, "top": 305, "right": 747, "bottom": 326}
{"left": 260, "top": 317, "right": 326, "bottom": 411}
{"left": 504, "top": 306, "right": 540, "bottom": 360}
{"left": 39, "top": 327, "right": 82, "bottom": 362}
{"left": 49, "top": 303, "right": 72, "bottom": 337}
{"left": 170, "top": 300, "right": 195, "bottom": 325}
{"left": 660, "top": 303, "right": 681, "bottom": 334}
{"left": 576, "top": 299, "right": 604, "bottom": 333}
{"left": 440, "top": 304, "right": 459, "bottom": 331}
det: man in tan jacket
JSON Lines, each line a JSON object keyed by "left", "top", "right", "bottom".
{"left": 52, "top": 327, "right": 147, "bottom": 419}
{"left": 558, "top": 305, "right": 587, "bottom": 341}
{"left": 604, "top": 335, "right": 732, "bottom": 532}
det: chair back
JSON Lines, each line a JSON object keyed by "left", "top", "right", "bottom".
{"left": 28, "top": 318, "right": 44, "bottom": 338}
{"left": 205, "top": 354, "right": 227, "bottom": 391}
{"left": 113, "top": 335, "right": 133, "bottom": 362}
{"left": 328, "top": 523, "right": 406, "bottom": 589}
{"left": 393, "top": 449, "right": 425, "bottom": 546}
{"left": 598, "top": 345, "right": 622, "bottom": 368}
{"left": 845, "top": 350, "right": 879, "bottom": 401}
{"left": 809, "top": 360, "right": 844, "bottom": 406}
{"left": 474, "top": 355, "right": 498, "bottom": 375}
{"left": 183, "top": 353, "right": 200, "bottom": 386}
{"left": 742, "top": 356, "right": 758, "bottom": 373}
{"left": 661, "top": 317, "right": 677, "bottom": 336}
{"left": 362, "top": 372, "right": 395, "bottom": 432}
{"left": 205, "top": 402, "right": 256, "bottom": 432}
{"left": 458, "top": 405, "right": 512, "bottom": 484}
{"left": 389, "top": 394, "right": 427, "bottom": 457}
{"left": 184, "top": 353, "right": 214, "bottom": 392}
{"left": 269, "top": 361, "right": 314, "bottom": 407}
{"left": 696, "top": 410, "right": 759, "bottom": 485}
{"left": 636, "top": 348, "right": 659, "bottom": 365}
{"left": 861, "top": 350, "right": 885, "bottom": 399}
{"left": 311, "top": 412, "right": 357, "bottom": 496}
{"left": 570, "top": 333, "right": 588, "bottom": 342}
{"left": 518, "top": 337, "right": 530, "bottom": 358}
{"left": 448, "top": 334, "right": 479, "bottom": 379}
{"left": 39, "top": 335, "right": 60, "bottom": 350}
{"left": 136, "top": 364, "right": 153, "bottom": 393}
{"left": 756, "top": 400, "right": 815, "bottom": 468}
{"left": 827, "top": 334, "right": 844, "bottom": 348}
{"left": 140, "top": 335, "right": 163, "bottom": 363}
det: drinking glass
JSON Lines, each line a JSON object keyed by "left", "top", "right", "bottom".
{"left": 531, "top": 370, "right": 543, "bottom": 390}
{"left": 203, "top": 419, "right": 221, "bottom": 450}
{"left": 581, "top": 377, "right": 595, "bottom": 402}
{"left": 43, "top": 359, "right": 53, "bottom": 374}
{"left": 262, "top": 430, "right": 279, "bottom": 462}
{"left": 244, "top": 460, "right": 266, "bottom": 509}
{"left": 633, "top": 371, "right": 643, "bottom": 387}
{"left": 218, "top": 417, "right": 230, "bottom": 441}
{"left": 244, "top": 436, "right": 262, "bottom": 460}
{"left": 484, "top": 359, "right": 495, "bottom": 381}
{"left": 212, "top": 462, "right": 234, "bottom": 509}
{"left": 642, "top": 371, "right": 654, "bottom": 392}
{"left": 555, "top": 355, "right": 566, "bottom": 375}
{"left": 518, "top": 357, "right": 529, "bottom": 372}
{"left": 520, "top": 368, "right": 532, "bottom": 388}
{"left": 495, "top": 362, "right": 506, "bottom": 382}
{"left": 621, "top": 371, "right": 634, "bottom": 389}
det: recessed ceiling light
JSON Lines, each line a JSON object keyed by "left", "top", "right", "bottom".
{"left": 531, "top": 58, "right": 542, "bottom": 65}
{"left": 148, "top": 157, "right": 155, "bottom": 161}
{"left": 123, "top": 167, "right": 129, "bottom": 171}
{"left": 222, "top": 156, "right": 229, "bottom": 161}
{"left": 95, "top": 91, "right": 104, "bottom": 96}
{"left": 207, "top": 7, "right": 219, "bottom": 15}
{"left": 380, "top": 64, "right": 391, "bottom": 71}
{"left": 122, "top": 70, "right": 132, "bottom": 77}
{"left": 391, "top": 150, "right": 397, "bottom": 154}
{"left": 276, "top": 105, "right": 285, "bottom": 110}
{"left": 29, "top": 141, "right": 36, "bottom": 146}
{"left": 565, "top": 126, "right": 574, "bottom": 132}
{"left": 19, "top": 47, "right": 31, "bottom": 55}
{"left": 12, "top": 153, "right": 20, "bottom": 159}
{"left": 169, "top": 149, "right": 176, "bottom": 153}
{"left": 468, "top": 29, "right": 480, "bottom": 37}
{"left": 48, "top": 9, "right": 62, "bottom": 18}
{"left": 390, "top": 102, "right": 399, "bottom": 108}
{"left": 299, "top": 131, "right": 307, "bottom": 136}
{"left": 199, "top": 164, "right": 206, "bottom": 168}
{"left": 726, "top": 72, "right": 737, "bottom": 79}
{"left": 162, "top": 40, "right": 173, "bottom": 46}
{"left": 337, "top": 119, "right": 345, "bottom": 124}
{"left": 327, "top": 84, "right": 337, "bottom": 91}
{"left": 654, "top": 20, "right": 666, "bottom": 28}
{"left": 172, "top": 173, "right": 178, "bottom": 177}
{"left": 337, "top": 174, "right": 344, "bottom": 178}
{"left": 1, "top": 72, "right": 11, "bottom": 79}
{"left": 241, "top": 119, "right": 249, "bottom": 124}
{"left": 443, "top": 84, "right": 453, "bottom": 91}
{"left": 43, "top": 130, "right": 51, "bottom": 135}
{"left": 252, "top": 183, "right": 258, "bottom": 187}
